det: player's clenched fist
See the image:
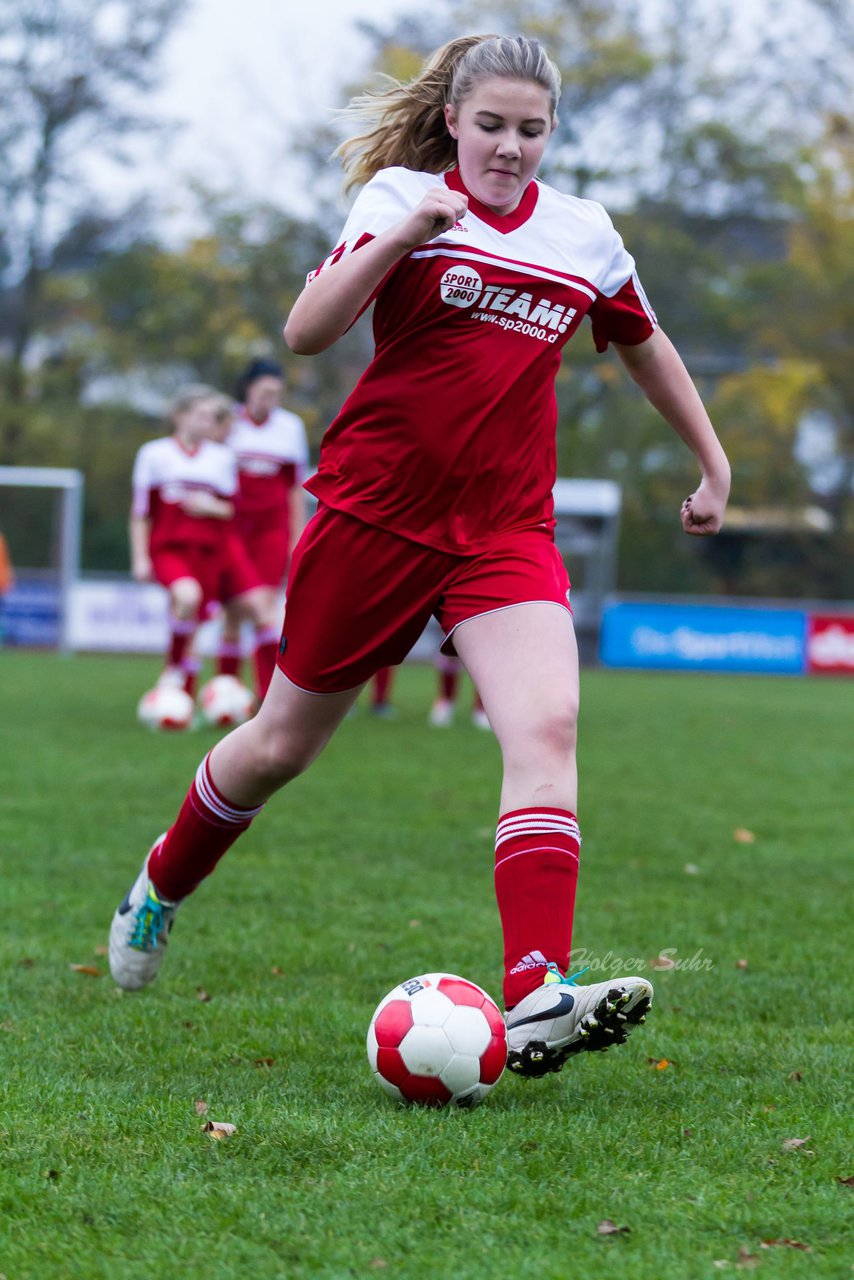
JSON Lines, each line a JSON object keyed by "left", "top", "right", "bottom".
{"left": 398, "top": 187, "right": 469, "bottom": 247}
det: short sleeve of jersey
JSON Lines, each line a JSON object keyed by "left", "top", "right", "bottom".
{"left": 586, "top": 209, "right": 657, "bottom": 353}
{"left": 218, "top": 447, "right": 239, "bottom": 498}
{"left": 307, "top": 168, "right": 421, "bottom": 281}
{"left": 131, "top": 443, "right": 154, "bottom": 517}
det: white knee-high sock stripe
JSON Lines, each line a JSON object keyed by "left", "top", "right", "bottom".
{"left": 255, "top": 626, "right": 280, "bottom": 645}
{"left": 496, "top": 813, "right": 580, "bottom": 850}
{"left": 195, "top": 756, "right": 265, "bottom": 824}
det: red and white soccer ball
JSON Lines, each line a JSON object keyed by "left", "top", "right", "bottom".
{"left": 198, "top": 675, "right": 257, "bottom": 727}
{"left": 367, "top": 972, "right": 507, "bottom": 1109}
{"left": 137, "top": 684, "right": 195, "bottom": 731}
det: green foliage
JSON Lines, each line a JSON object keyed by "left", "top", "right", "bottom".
{"left": 2, "top": 0, "right": 852, "bottom": 591}
{"left": 1, "top": 656, "right": 853, "bottom": 1277}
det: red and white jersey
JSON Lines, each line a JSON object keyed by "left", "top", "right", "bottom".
{"left": 131, "top": 436, "right": 237, "bottom": 551}
{"left": 229, "top": 406, "right": 309, "bottom": 519}
{"left": 305, "top": 165, "right": 657, "bottom": 554}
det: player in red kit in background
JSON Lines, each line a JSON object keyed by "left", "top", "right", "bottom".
{"left": 110, "top": 35, "right": 730, "bottom": 1081}
{"left": 130, "top": 386, "right": 275, "bottom": 704}
{"left": 215, "top": 359, "right": 308, "bottom": 701}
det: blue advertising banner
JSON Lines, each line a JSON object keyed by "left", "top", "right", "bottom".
{"left": 600, "top": 602, "right": 807, "bottom": 674}
{"left": 0, "top": 579, "right": 61, "bottom": 647}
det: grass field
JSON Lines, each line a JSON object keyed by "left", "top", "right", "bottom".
{"left": 1, "top": 651, "right": 852, "bottom": 1279}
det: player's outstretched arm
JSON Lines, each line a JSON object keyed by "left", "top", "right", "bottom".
{"left": 284, "top": 187, "right": 468, "bottom": 356}
{"left": 613, "top": 328, "right": 731, "bottom": 536}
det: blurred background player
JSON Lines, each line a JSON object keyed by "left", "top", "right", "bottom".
{"left": 129, "top": 386, "right": 271, "bottom": 701}
{"left": 429, "top": 652, "right": 490, "bottom": 729}
{"left": 0, "top": 528, "right": 14, "bottom": 645}
{"left": 214, "top": 359, "right": 309, "bottom": 701}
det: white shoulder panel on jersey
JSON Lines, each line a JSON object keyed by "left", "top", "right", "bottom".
{"left": 229, "top": 407, "right": 309, "bottom": 466}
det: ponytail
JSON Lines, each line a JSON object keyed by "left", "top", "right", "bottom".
{"left": 335, "top": 34, "right": 560, "bottom": 192}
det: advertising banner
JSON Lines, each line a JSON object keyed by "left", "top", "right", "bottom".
{"left": 600, "top": 602, "right": 807, "bottom": 674}
{"left": 807, "top": 614, "right": 854, "bottom": 675}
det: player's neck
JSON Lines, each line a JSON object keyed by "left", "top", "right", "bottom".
{"left": 242, "top": 405, "right": 270, "bottom": 427}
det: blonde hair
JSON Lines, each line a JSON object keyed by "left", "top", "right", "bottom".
{"left": 207, "top": 392, "right": 234, "bottom": 424}
{"left": 167, "top": 384, "right": 217, "bottom": 424}
{"left": 336, "top": 35, "right": 561, "bottom": 192}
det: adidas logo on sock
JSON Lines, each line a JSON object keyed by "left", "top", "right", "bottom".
{"left": 509, "top": 950, "right": 549, "bottom": 975}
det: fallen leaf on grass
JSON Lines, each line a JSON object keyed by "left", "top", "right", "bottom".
{"left": 196, "top": 987, "right": 211, "bottom": 1002}
{"left": 69, "top": 964, "right": 102, "bottom": 977}
{"left": 596, "top": 1219, "right": 631, "bottom": 1236}
{"left": 733, "top": 828, "right": 756, "bottom": 844}
{"left": 781, "top": 1136, "right": 814, "bottom": 1154}
{"left": 202, "top": 1121, "right": 236, "bottom": 1140}
{"left": 408, "top": 919, "right": 422, "bottom": 928}
{"left": 684, "top": 863, "right": 701, "bottom": 875}
{"left": 194, "top": 1099, "right": 208, "bottom": 1115}
{"left": 270, "top": 966, "right": 284, "bottom": 977}
{"left": 760, "top": 1239, "right": 812, "bottom": 1252}
{"left": 647, "top": 1057, "right": 675, "bottom": 1070}
{"left": 735, "top": 959, "right": 749, "bottom": 970}
{"left": 835, "top": 1174, "right": 854, "bottom": 1187}
{"left": 786, "top": 1070, "right": 803, "bottom": 1082}
{"left": 649, "top": 953, "right": 676, "bottom": 970}
{"left": 253, "top": 1058, "right": 275, "bottom": 1069}
{"left": 735, "top": 1245, "right": 760, "bottom": 1269}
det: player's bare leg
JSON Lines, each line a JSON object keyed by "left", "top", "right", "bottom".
{"left": 110, "top": 668, "right": 363, "bottom": 989}
{"left": 161, "top": 576, "right": 202, "bottom": 694}
{"left": 453, "top": 603, "right": 652, "bottom": 1075}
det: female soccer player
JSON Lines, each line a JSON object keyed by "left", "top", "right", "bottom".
{"left": 213, "top": 359, "right": 309, "bottom": 700}
{"left": 110, "top": 35, "right": 730, "bottom": 1079}
{"left": 130, "top": 385, "right": 262, "bottom": 700}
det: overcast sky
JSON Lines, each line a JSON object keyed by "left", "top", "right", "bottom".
{"left": 141, "top": 0, "right": 420, "bottom": 221}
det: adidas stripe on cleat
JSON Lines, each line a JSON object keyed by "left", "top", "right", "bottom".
{"left": 108, "top": 836, "right": 180, "bottom": 991}
{"left": 505, "top": 963, "right": 653, "bottom": 1078}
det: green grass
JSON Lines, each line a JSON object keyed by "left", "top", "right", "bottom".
{"left": 1, "top": 652, "right": 852, "bottom": 1279}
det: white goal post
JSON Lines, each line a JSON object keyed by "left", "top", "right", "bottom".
{"left": 0, "top": 465, "right": 83, "bottom": 654}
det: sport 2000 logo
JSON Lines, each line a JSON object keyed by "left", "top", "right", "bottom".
{"left": 439, "top": 266, "right": 578, "bottom": 344}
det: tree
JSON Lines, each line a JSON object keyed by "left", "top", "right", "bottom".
{"left": 0, "top": 0, "right": 187, "bottom": 416}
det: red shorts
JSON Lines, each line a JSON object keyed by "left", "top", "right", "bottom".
{"left": 152, "top": 536, "right": 261, "bottom": 614}
{"left": 235, "top": 509, "right": 290, "bottom": 588}
{"left": 277, "top": 506, "right": 571, "bottom": 694}
{"left": 216, "top": 529, "right": 264, "bottom": 605}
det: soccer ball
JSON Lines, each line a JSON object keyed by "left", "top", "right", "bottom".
{"left": 137, "top": 684, "right": 195, "bottom": 731}
{"left": 198, "top": 675, "right": 257, "bottom": 727}
{"left": 367, "top": 972, "right": 507, "bottom": 1109}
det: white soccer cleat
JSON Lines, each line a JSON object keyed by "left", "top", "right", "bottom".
{"left": 109, "top": 837, "right": 180, "bottom": 991}
{"left": 505, "top": 963, "right": 653, "bottom": 1077}
{"left": 428, "top": 698, "right": 455, "bottom": 727}
{"left": 471, "top": 706, "right": 491, "bottom": 731}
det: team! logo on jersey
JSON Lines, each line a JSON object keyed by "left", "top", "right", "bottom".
{"left": 439, "top": 266, "right": 579, "bottom": 344}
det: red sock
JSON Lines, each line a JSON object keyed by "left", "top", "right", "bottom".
{"left": 181, "top": 657, "right": 201, "bottom": 699}
{"left": 148, "top": 753, "right": 265, "bottom": 901}
{"left": 168, "top": 617, "right": 196, "bottom": 667}
{"left": 473, "top": 691, "right": 484, "bottom": 713}
{"left": 217, "top": 642, "right": 242, "bottom": 678}
{"left": 494, "top": 807, "right": 581, "bottom": 1009}
{"left": 252, "top": 626, "right": 280, "bottom": 700}
{"left": 373, "top": 666, "right": 394, "bottom": 706}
